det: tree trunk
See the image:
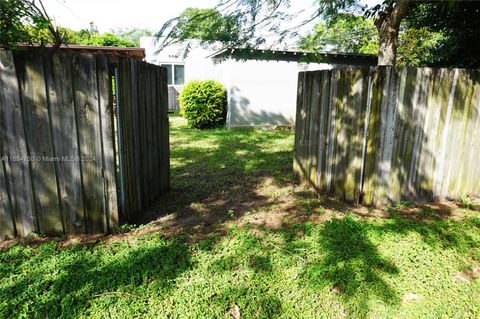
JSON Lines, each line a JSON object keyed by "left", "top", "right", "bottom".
{"left": 375, "top": 0, "right": 411, "bottom": 66}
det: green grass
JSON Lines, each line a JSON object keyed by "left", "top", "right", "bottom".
{"left": 1, "top": 117, "right": 479, "bottom": 318}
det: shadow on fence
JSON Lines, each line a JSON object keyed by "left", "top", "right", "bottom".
{"left": 294, "top": 66, "right": 480, "bottom": 206}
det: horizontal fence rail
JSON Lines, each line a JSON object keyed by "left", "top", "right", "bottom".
{"left": 294, "top": 67, "right": 480, "bottom": 206}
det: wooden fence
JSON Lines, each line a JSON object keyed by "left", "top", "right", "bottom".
{"left": 294, "top": 67, "right": 480, "bottom": 206}
{"left": 0, "top": 49, "right": 169, "bottom": 239}
{"left": 117, "top": 59, "right": 170, "bottom": 220}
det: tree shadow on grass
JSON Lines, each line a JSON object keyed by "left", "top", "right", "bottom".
{"left": 0, "top": 237, "right": 193, "bottom": 318}
{"left": 372, "top": 207, "right": 480, "bottom": 255}
{"left": 1, "top": 205, "right": 478, "bottom": 318}
{"left": 275, "top": 205, "right": 480, "bottom": 317}
{"left": 292, "top": 186, "right": 480, "bottom": 255}
{"left": 269, "top": 216, "right": 400, "bottom": 318}
{"left": 300, "top": 217, "right": 399, "bottom": 318}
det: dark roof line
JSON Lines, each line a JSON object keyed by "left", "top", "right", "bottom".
{"left": 207, "top": 47, "right": 377, "bottom": 59}
{"left": 208, "top": 47, "right": 377, "bottom": 66}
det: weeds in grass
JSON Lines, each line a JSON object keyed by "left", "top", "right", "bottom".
{"left": 459, "top": 195, "right": 478, "bottom": 210}
{"left": 302, "top": 198, "right": 325, "bottom": 215}
{"left": 226, "top": 209, "right": 236, "bottom": 220}
{"left": 392, "top": 200, "right": 416, "bottom": 209}
{"left": 112, "top": 224, "right": 138, "bottom": 234}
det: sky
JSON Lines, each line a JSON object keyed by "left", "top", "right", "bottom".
{"left": 42, "top": 0, "right": 382, "bottom": 34}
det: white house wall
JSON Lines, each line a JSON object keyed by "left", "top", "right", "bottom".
{"left": 222, "top": 60, "right": 334, "bottom": 128}
{"left": 222, "top": 60, "right": 294, "bottom": 127}
{"left": 140, "top": 37, "right": 334, "bottom": 127}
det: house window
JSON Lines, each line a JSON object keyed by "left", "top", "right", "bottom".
{"left": 161, "top": 63, "right": 185, "bottom": 85}
{"left": 174, "top": 65, "right": 185, "bottom": 85}
{"left": 161, "top": 64, "right": 173, "bottom": 85}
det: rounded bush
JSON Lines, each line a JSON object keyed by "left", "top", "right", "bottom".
{"left": 179, "top": 80, "right": 227, "bottom": 129}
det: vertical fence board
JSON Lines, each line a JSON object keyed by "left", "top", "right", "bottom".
{"left": 136, "top": 62, "right": 145, "bottom": 206}
{"left": 362, "top": 69, "right": 382, "bottom": 205}
{"left": 345, "top": 69, "right": 366, "bottom": 202}
{"left": 154, "top": 67, "right": 162, "bottom": 197}
{"left": 17, "top": 53, "right": 63, "bottom": 234}
{"left": 146, "top": 64, "right": 154, "bottom": 204}
{"left": 407, "top": 68, "right": 422, "bottom": 197}
{"left": 293, "top": 72, "right": 305, "bottom": 181}
{"left": 153, "top": 66, "right": 162, "bottom": 198}
{"left": 316, "top": 71, "right": 330, "bottom": 190}
{"left": 72, "top": 54, "right": 106, "bottom": 233}
{"left": 160, "top": 66, "right": 170, "bottom": 192}
{"left": 46, "top": 52, "right": 85, "bottom": 233}
{"left": 130, "top": 60, "right": 144, "bottom": 214}
{"left": 149, "top": 66, "right": 157, "bottom": 199}
{"left": 333, "top": 69, "right": 347, "bottom": 198}
{"left": 307, "top": 72, "right": 321, "bottom": 187}
{"left": 387, "top": 67, "right": 407, "bottom": 203}
{"left": 0, "top": 161, "right": 13, "bottom": 239}
{"left": 357, "top": 68, "right": 370, "bottom": 203}
{"left": 0, "top": 51, "right": 36, "bottom": 236}
{"left": 301, "top": 73, "right": 312, "bottom": 181}
{"left": 119, "top": 58, "right": 133, "bottom": 218}
{"left": 147, "top": 63, "right": 155, "bottom": 202}
{"left": 399, "top": 67, "right": 419, "bottom": 199}
{"left": 96, "top": 55, "right": 119, "bottom": 231}
{"left": 140, "top": 62, "right": 150, "bottom": 205}
{"left": 325, "top": 70, "right": 338, "bottom": 192}
{"left": 463, "top": 71, "right": 480, "bottom": 195}
{"left": 0, "top": 53, "right": 15, "bottom": 238}
{"left": 0, "top": 52, "right": 17, "bottom": 237}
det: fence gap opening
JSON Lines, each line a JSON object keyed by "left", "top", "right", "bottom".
{"left": 112, "top": 66, "right": 125, "bottom": 221}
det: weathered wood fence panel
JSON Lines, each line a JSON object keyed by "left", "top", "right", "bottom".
{"left": 0, "top": 49, "right": 170, "bottom": 239}
{"left": 294, "top": 67, "right": 480, "bottom": 206}
{"left": 0, "top": 51, "right": 36, "bottom": 238}
{"left": 116, "top": 59, "right": 170, "bottom": 221}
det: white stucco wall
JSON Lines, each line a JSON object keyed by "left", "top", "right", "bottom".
{"left": 222, "top": 60, "right": 296, "bottom": 127}
{"left": 221, "top": 60, "right": 334, "bottom": 127}
{"left": 140, "top": 37, "right": 334, "bottom": 127}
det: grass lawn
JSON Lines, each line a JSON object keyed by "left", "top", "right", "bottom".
{"left": 1, "top": 116, "right": 479, "bottom": 318}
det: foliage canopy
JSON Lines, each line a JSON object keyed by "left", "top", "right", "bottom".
{"left": 0, "top": 0, "right": 61, "bottom": 49}
{"left": 299, "top": 13, "right": 444, "bottom": 67}
{"left": 1, "top": 1, "right": 144, "bottom": 49}
{"left": 168, "top": 8, "right": 240, "bottom": 46}
{"left": 158, "top": 0, "right": 480, "bottom": 67}
{"left": 299, "top": 13, "right": 378, "bottom": 55}
{"left": 403, "top": 1, "right": 480, "bottom": 68}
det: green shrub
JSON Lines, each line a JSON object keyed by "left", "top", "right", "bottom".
{"left": 179, "top": 80, "right": 227, "bottom": 129}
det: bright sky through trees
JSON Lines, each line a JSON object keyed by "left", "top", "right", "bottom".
{"left": 42, "top": 0, "right": 381, "bottom": 35}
